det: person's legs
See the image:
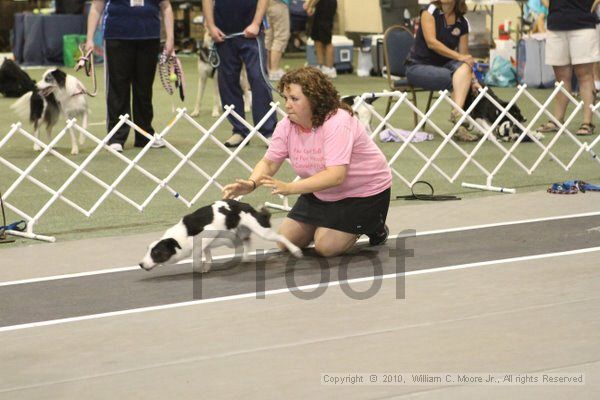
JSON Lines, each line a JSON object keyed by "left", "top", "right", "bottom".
{"left": 594, "top": 61, "right": 600, "bottom": 91}
{"left": 270, "top": 49, "right": 283, "bottom": 72}
{"left": 104, "top": 40, "right": 135, "bottom": 145}
{"left": 450, "top": 62, "right": 473, "bottom": 109}
{"left": 569, "top": 28, "right": 600, "bottom": 130}
{"left": 313, "top": 227, "right": 358, "bottom": 258}
{"left": 131, "top": 39, "right": 160, "bottom": 146}
{"left": 266, "top": 0, "right": 290, "bottom": 77}
{"left": 311, "top": 0, "right": 336, "bottom": 75}
{"left": 277, "top": 217, "right": 316, "bottom": 250}
{"left": 552, "top": 65, "right": 573, "bottom": 123}
{"left": 574, "top": 62, "right": 595, "bottom": 129}
{"left": 324, "top": 43, "right": 334, "bottom": 68}
{"left": 239, "top": 35, "right": 277, "bottom": 138}
{"left": 314, "top": 41, "right": 325, "bottom": 66}
{"left": 406, "top": 63, "right": 453, "bottom": 91}
{"left": 216, "top": 38, "right": 246, "bottom": 142}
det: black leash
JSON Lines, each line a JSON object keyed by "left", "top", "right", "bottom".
{"left": 396, "top": 181, "right": 461, "bottom": 201}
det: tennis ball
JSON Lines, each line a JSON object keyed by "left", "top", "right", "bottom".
{"left": 169, "top": 73, "right": 177, "bottom": 82}
{"left": 284, "top": 64, "right": 290, "bottom": 71}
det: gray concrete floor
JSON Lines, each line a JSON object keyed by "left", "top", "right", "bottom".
{"left": 1, "top": 190, "right": 599, "bottom": 399}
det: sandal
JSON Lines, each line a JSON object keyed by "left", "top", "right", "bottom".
{"left": 537, "top": 120, "right": 560, "bottom": 133}
{"left": 450, "top": 110, "right": 474, "bottom": 130}
{"left": 454, "top": 126, "right": 478, "bottom": 142}
{"left": 576, "top": 123, "right": 595, "bottom": 136}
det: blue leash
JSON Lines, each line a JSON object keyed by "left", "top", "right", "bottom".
{"left": 0, "top": 220, "right": 26, "bottom": 232}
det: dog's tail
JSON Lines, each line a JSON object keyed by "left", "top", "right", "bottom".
{"left": 10, "top": 90, "right": 32, "bottom": 122}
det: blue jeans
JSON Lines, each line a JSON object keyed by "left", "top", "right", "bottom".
{"left": 406, "top": 60, "right": 465, "bottom": 91}
{"left": 216, "top": 34, "right": 277, "bottom": 137}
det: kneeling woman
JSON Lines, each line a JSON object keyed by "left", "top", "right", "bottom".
{"left": 222, "top": 67, "right": 392, "bottom": 257}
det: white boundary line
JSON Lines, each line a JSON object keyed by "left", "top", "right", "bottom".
{"left": 1, "top": 245, "right": 599, "bottom": 333}
{"left": 2, "top": 209, "right": 600, "bottom": 288}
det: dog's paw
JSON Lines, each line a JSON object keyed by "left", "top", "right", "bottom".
{"left": 70, "top": 147, "right": 79, "bottom": 155}
{"left": 211, "top": 108, "right": 220, "bottom": 118}
{"left": 33, "top": 143, "right": 42, "bottom": 151}
{"left": 199, "top": 263, "right": 212, "bottom": 273}
{"left": 290, "top": 246, "right": 303, "bottom": 258}
{"left": 189, "top": 109, "right": 200, "bottom": 117}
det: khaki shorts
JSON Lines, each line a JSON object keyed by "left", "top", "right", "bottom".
{"left": 545, "top": 28, "right": 600, "bottom": 66}
{"left": 265, "top": 0, "right": 290, "bottom": 53}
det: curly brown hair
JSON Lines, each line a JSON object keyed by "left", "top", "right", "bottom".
{"left": 277, "top": 66, "right": 352, "bottom": 127}
{"left": 431, "top": 0, "right": 468, "bottom": 16}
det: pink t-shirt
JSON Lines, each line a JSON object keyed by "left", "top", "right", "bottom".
{"left": 265, "top": 109, "right": 392, "bottom": 202}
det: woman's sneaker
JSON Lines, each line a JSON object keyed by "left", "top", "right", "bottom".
{"left": 368, "top": 224, "right": 389, "bottom": 246}
{"left": 321, "top": 66, "right": 337, "bottom": 79}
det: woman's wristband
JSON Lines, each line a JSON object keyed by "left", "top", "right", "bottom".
{"left": 248, "top": 179, "right": 257, "bottom": 190}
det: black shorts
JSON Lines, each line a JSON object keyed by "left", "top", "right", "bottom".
{"left": 287, "top": 188, "right": 391, "bottom": 235}
{"left": 310, "top": 0, "right": 337, "bottom": 45}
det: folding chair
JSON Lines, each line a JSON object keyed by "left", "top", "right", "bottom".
{"left": 382, "top": 25, "right": 436, "bottom": 127}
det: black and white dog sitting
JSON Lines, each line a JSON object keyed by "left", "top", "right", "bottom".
{"left": 10, "top": 68, "right": 89, "bottom": 155}
{"left": 139, "top": 200, "right": 303, "bottom": 272}
{"left": 464, "top": 84, "right": 543, "bottom": 142}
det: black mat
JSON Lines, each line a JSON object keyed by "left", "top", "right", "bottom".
{"left": 2, "top": 215, "right": 600, "bottom": 327}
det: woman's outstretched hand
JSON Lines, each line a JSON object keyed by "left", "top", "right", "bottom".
{"left": 222, "top": 179, "right": 256, "bottom": 199}
{"left": 260, "top": 176, "right": 293, "bottom": 196}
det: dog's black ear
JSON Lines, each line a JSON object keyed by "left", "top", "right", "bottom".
{"left": 164, "top": 238, "right": 181, "bottom": 249}
{"left": 259, "top": 206, "right": 272, "bottom": 219}
{"left": 255, "top": 207, "right": 272, "bottom": 227}
{"left": 364, "top": 96, "right": 378, "bottom": 105}
{"left": 50, "top": 69, "right": 67, "bottom": 88}
{"left": 340, "top": 95, "right": 355, "bottom": 107}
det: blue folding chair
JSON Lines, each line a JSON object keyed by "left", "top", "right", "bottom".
{"left": 383, "top": 25, "right": 436, "bottom": 127}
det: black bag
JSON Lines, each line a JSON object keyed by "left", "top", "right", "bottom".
{"left": 0, "top": 58, "right": 36, "bottom": 98}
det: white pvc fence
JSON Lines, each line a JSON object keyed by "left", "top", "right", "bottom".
{"left": 1, "top": 82, "right": 599, "bottom": 242}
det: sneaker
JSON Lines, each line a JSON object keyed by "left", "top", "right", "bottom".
{"left": 108, "top": 143, "right": 123, "bottom": 153}
{"left": 151, "top": 136, "right": 166, "bottom": 148}
{"left": 368, "top": 224, "right": 389, "bottom": 246}
{"left": 224, "top": 133, "right": 245, "bottom": 147}
{"left": 322, "top": 66, "right": 337, "bottom": 79}
{"left": 269, "top": 69, "right": 285, "bottom": 81}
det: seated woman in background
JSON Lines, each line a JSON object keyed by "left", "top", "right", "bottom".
{"left": 406, "top": 0, "right": 480, "bottom": 142}
{"left": 222, "top": 67, "right": 392, "bottom": 257}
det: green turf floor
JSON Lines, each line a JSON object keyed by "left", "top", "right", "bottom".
{"left": 1, "top": 53, "right": 599, "bottom": 246}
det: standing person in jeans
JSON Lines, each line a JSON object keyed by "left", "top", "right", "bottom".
{"left": 304, "top": 0, "right": 338, "bottom": 79}
{"left": 222, "top": 67, "right": 391, "bottom": 257}
{"left": 538, "top": 0, "right": 600, "bottom": 136}
{"left": 85, "top": 0, "right": 174, "bottom": 152}
{"left": 405, "top": 0, "right": 480, "bottom": 142}
{"left": 266, "top": 0, "right": 291, "bottom": 81}
{"left": 202, "top": 0, "right": 277, "bottom": 148}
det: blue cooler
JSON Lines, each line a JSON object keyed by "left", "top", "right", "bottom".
{"left": 306, "top": 35, "right": 354, "bottom": 73}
